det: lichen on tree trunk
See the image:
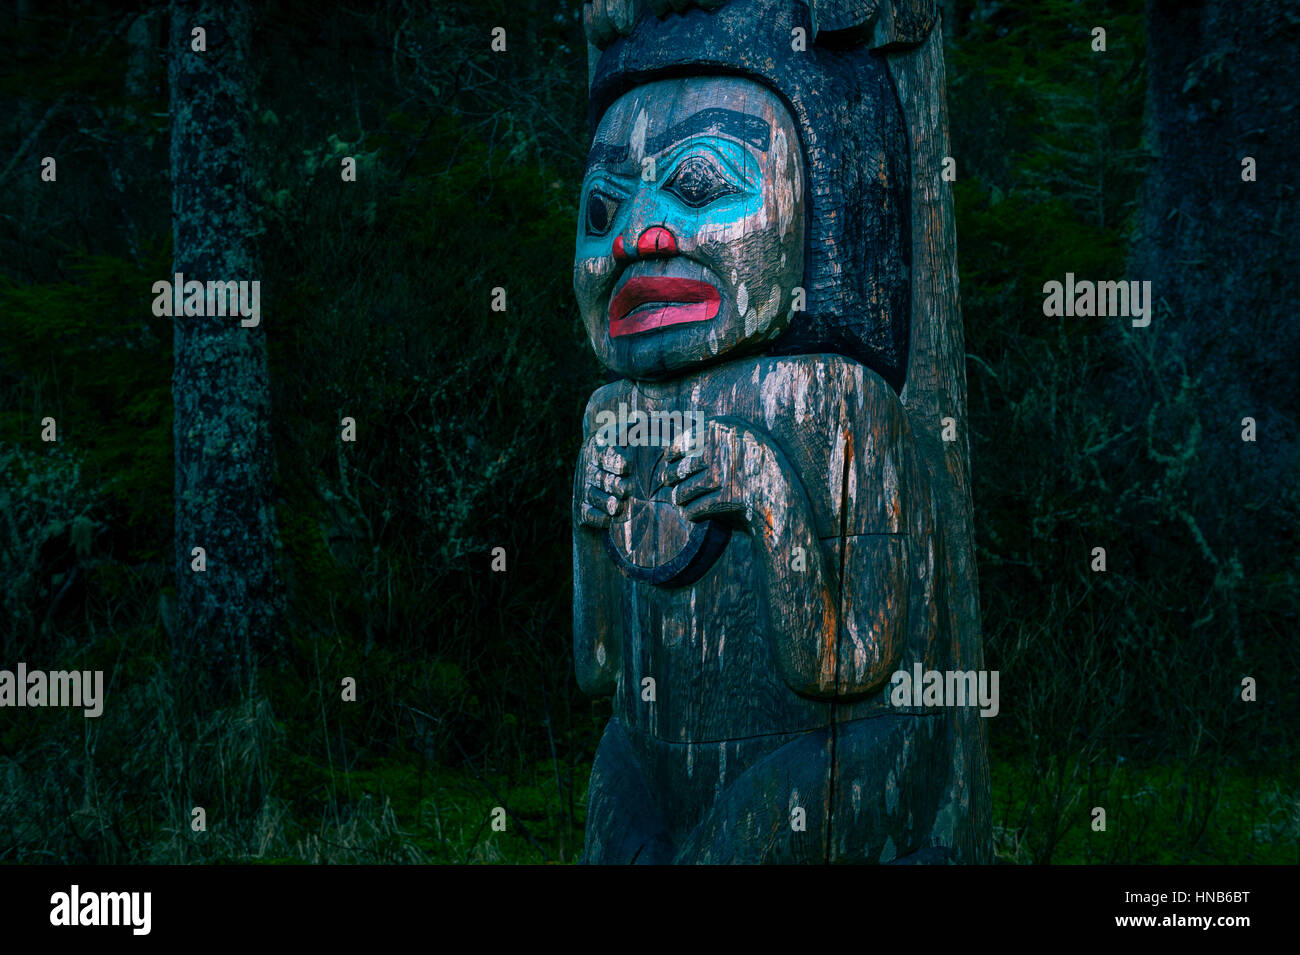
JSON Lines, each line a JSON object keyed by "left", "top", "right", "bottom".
{"left": 169, "top": 0, "right": 281, "bottom": 693}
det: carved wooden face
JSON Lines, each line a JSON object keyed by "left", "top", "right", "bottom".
{"left": 575, "top": 76, "right": 805, "bottom": 380}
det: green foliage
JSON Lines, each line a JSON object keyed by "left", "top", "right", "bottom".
{"left": 950, "top": 0, "right": 1147, "bottom": 233}
{"left": 259, "top": 97, "right": 601, "bottom": 776}
{"left": 0, "top": 443, "right": 104, "bottom": 649}
{"left": 994, "top": 750, "right": 1300, "bottom": 864}
{"left": 950, "top": 0, "right": 1297, "bottom": 860}
{"left": 0, "top": 253, "right": 173, "bottom": 559}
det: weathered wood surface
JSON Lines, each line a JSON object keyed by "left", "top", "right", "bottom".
{"left": 575, "top": 356, "right": 946, "bottom": 862}
{"left": 574, "top": 0, "right": 990, "bottom": 864}
{"left": 583, "top": 0, "right": 934, "bottom": 47}
{"left": 886, "top": 14, "right": 993, "bottom": 864}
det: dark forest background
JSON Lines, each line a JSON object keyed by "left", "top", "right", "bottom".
{"left": 0, "top": 0, "right": 1295, "bottom": 863}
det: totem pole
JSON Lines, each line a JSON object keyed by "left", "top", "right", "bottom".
{"left": 572, "top": 0, "right": 991, "bottom": 863}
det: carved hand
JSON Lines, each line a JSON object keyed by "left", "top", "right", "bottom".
{"left": 663, "top": 417, "right": 777, "bottom": 527}
{"left": 667, "top": 415, "right": 842, "bottom": 696}
{"left": 577, "top": 434, "right": 633, "bottom": 530}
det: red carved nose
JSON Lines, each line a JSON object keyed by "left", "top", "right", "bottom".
{"left": 613, "top": 226, "right": 678, "bottom": 262}
{"left": 636, "top": 226, "right": 677, "bottom": 257}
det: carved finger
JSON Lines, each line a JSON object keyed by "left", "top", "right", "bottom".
{"left": 604, "top": 0, "right": 626, "bottom": 39}
{"left": 593, "top": 444, "right": 632, "bottom": 474}
{"left": 580, "top": 500, "right": 613, "bottom": 529}
{"left": 587, "top": 485, "right": 625, "bottom": 516}
{"left": 666, "top": 427, "right": 704, "bottom": 461}
{"left": 662, "top": 454, "right": 707, "bottom": 486}
{"left": 671, "top": 471, "right": 721, "bottom": 506}
{"left": 611, "top": 0, "right": 638, "bottom": 34}
{"left": 584, "top": 1, "right": 615, "bottom": 46}
{"left": 591, "top": 467, "right": 629, "bottom": 497}
{"left": 680, "top": 491, "right": 743, "bottom": 524}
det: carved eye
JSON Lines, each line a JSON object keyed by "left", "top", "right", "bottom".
{"left": 664, "top": 156, "right": 738, "bottom": 208}
{"left": 586, "top": 190, "right": 620, "bottom": 235}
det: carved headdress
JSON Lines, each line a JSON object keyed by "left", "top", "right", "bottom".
{"left": 585, "top": 0, "right": 928, "bottom": 390}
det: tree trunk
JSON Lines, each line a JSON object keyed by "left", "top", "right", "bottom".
{"left": 1132, "top": 0, "right": 1299, "bottom": 560}
{"left": 169, "top": 0, "right": 281, "bottom": 694}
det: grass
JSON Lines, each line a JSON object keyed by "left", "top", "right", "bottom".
{"left": 3, "top": 636, "right": 1294, "bottom": 865}
{"left": 991, "top": 746, "right": 1299, "bottom": 865}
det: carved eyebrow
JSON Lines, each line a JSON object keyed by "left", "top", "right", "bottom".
{"left": 588, "top": 108, "right": 771, "bottom": 167}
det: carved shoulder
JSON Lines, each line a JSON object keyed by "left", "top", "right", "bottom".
{"left": 738, "top": 355, "right": 918, "bottom": 538}
{"left": 580, "top": 379, "right": 633, "bottom": 437}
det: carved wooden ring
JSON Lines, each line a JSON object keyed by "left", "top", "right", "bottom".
{"left": 602, "top": 518, "right": 731, "bottom": 587}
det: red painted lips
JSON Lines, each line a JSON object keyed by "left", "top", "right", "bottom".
{"left": 608, "top": 277, "right": 722, "bottom": 338}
